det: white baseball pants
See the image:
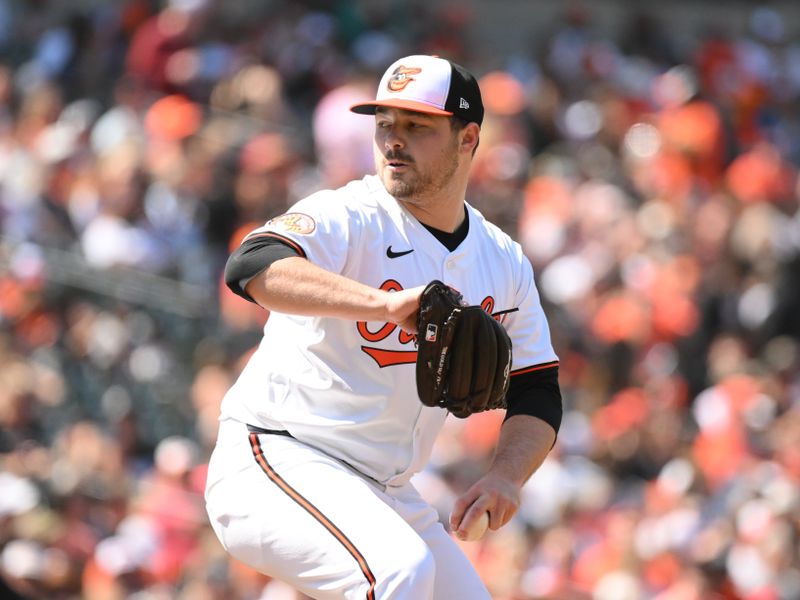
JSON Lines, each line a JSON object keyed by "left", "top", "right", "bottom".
{"left": 205, "top": 418, "right": 491, "bottom": 600}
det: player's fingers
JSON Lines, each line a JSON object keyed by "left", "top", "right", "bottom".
{"left": 458, "top": 489, "right": 514, "bottom": 532}
{"left": 487, "top": 498, "right": 518, "bottom": 530}
{"left": 487, "top": 506, "right": 508, "bottom": 530}
{"left": 449, "top": 493, "right": 476, "bottom": 530}
{"left": 455, "top": 495, "right": 492, "bottom": 532}
{"left": 398, "top": 313, "right": 418, "bottom": 334}
{"left": 385, "top": 286, "right": 424, "bottom": 330}
{"left": 463, "top": 502, "right": 489, "bottom": 528}
{"left": 449, "top": 504, "right": 466, "bottom": 531}
{"left": 403, "top": 323, "right": 418, "bottom": 334}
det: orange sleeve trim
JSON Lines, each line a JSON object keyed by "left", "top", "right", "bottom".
{"left": 243, "top": 231, "right": 307, "bottom": 258}
{"left": 510, "top": 360, "right": 559, "bottom": 377}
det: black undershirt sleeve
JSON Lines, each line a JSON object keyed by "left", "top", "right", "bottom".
{"left": 224, "top": 235, "right": 303, "bottom": 303}
{"left": 503, "top": 366, "right": 562, "bottom": 435}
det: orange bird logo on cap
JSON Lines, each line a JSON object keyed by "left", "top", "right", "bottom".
{"left": 387, "top": 66, "right": 422, "bottom": 92}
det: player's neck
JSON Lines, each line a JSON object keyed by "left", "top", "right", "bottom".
{"left": 401, "top": 195, "right": 465, "bottom": 232}
{"left": 397, "top": 174, "right": 469, "bottom": 232}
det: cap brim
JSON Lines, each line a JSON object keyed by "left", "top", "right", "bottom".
{"left": 350, "top": 99, "right": 453, "bottom": 117}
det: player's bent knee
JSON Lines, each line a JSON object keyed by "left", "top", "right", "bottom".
{"left": 207, "top": 515, "right": 261, "bottom": 572}
{"left": 375, "top": 539, "right": 435, "bottom": 598}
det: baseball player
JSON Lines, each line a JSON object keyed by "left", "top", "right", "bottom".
{"left": 204, "top": 55, "right": 561, "bottom": 599}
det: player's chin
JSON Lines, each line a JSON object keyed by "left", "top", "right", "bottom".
{"left": 381, "top": 173, "right": 417, "bottom": 199}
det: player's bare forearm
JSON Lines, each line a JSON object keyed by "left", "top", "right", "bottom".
{"left": 450, "top": 414, "right": 555, "bottom": 536}
{"left": 245, "top": 256, "right": 423, "bottom": 332}
{"left": 489, "top": 414, "right": 555, "bottom": 487}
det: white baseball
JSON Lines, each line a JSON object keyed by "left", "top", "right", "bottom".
{"left": 457, "top": 511, "right": 489, "bottom": 541}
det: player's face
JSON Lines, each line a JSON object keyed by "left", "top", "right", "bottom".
{"left": 373, "top": 108, "right": 460, "bottom": 201}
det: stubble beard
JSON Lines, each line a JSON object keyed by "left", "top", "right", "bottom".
{"left": 379, "top": 141, "right": 460, "bottom": 203}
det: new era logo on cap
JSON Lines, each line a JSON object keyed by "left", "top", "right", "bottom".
{"left": 351, "top": 55, "right": 484, "bottom": 125}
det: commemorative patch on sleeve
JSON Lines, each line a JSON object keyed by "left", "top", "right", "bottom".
{"left": 266, "top": 212, "right": 316, "bottom": 235}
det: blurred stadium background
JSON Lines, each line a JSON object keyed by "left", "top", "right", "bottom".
{"left": 1, "top": 1, "right": 799, "bottom": 598}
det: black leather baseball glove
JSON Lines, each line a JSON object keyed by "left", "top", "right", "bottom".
{"left": 415, "top": 280, "right": 512, "bottom": 418}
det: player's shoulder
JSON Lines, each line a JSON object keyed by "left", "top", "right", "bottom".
{"left": 466, "top": 203, "right": 523, "bottom": 257}
{"left": 271, "top": 176, "right": 382, "bottom": 240}
{"left": 295, "top": 175, "right": 382, "bottom": 212}
{"left": 340, "top": 174, "right": 386, "bottom": 208}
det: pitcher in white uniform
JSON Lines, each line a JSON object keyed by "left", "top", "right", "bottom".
{"left": 204, "top": 54, "right": 562, "bottom": 600}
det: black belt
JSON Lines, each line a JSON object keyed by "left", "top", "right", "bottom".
{"left": 246, "top": 423, "right": 295, "bottom": 438}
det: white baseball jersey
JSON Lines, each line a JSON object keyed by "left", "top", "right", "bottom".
{"left": 219, "top": 174, "right": 558, "bottom": 486}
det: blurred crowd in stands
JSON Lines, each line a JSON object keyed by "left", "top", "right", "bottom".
{"left": 0, "top": 0, "right": 799, "bottom": 598}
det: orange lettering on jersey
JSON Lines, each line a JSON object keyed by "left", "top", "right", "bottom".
{"left": 398, "top": 330, "right": 416, "bottom": 344}
{"left": 357, "top": 283, "right": 505, "bottom": 368}
{"left": 357, "top": 279, "right": 401, "bottom": 343}
{"left": 358, "top": 321, "right": 397, "bottom": 343}
{"left": 483, "top": 295, "right": 515, "bottom": 323}
{"left": 357, "top": 279, "right": 418, "bottom": 368}
{"left": 361, "top": 347, "right": 418, "bottom": 367}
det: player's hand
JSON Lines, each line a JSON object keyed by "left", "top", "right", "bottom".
{"left": 449, "top": 472, "right": 521, "bottom": 537}
{"left": 384, "top": 285, "right": 425, "bottom": 334}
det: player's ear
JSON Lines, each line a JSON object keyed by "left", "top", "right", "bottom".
{"left": 460, "top": 123, "right": 480, "bottom": 156}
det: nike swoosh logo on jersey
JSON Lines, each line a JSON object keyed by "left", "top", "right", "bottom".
{"left": 386, "top": 246, "right": 414, "bottom": 259}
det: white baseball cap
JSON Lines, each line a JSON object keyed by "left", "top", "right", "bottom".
{"left": 351, "top": 55, "right": 484, "bottom": 125}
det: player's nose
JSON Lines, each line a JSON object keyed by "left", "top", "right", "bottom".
{"left": 382, "top": 127, "right": 405, "bottom": 150}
